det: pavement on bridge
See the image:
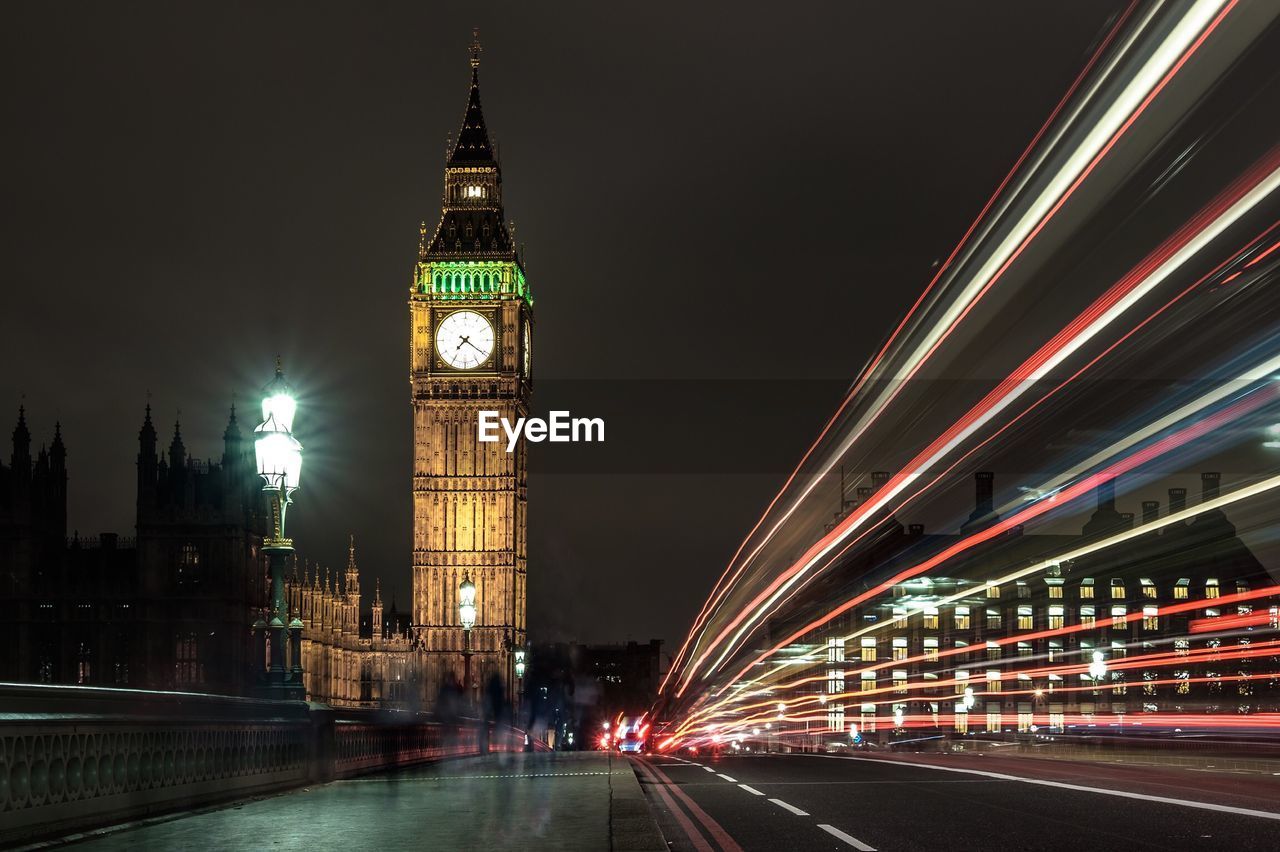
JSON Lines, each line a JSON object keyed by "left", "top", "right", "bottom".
{"left": 53, "top": 751, "right": 666, "bottom": 851}
{"left": 633, "top": 750, "right": 1280, "bottom": 851}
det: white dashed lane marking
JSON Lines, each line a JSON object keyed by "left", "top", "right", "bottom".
{"left": 818, "top": 824, "right": 877, "bottom": 850}
{"left": 768, "top": 798, "right": 809, "bottom": 816}
{"left": 738, "top": 784, "right": 764, "bottom": 796}
{"left": 716, "top": 773, "right": 738, "bottom": 783}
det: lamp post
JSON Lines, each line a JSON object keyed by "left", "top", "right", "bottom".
{"left": 459, "top": 575, "right": 476, "bottom": 707}
{"left": 253, "top": 360, "right": 304, "bottom": 701}
{"left": 513, "top": 644, "right": 527, "bottom": 725}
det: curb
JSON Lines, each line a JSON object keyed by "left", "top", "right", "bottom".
{"left": 610, "top": 754, "right": 669, "bottom": 852}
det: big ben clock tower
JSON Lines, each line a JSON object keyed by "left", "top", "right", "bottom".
{"left": 409, "top": 35, "right": 530, "bottom": 700}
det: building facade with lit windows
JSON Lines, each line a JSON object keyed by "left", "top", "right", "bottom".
{"left": 798, "top": 471, "right": 1279, "bottom": 742}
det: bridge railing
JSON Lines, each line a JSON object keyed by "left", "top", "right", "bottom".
{"left": 0, "top": 682, "right": 538, "bottom": 846}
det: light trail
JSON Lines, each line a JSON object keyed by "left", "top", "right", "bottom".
{"left": 681, "top": 149, "right": 1280, "bottom": 694}
{"left": 671, "top": 471, "right": 1280, "bottom": 739}
{"left": 658, "top": 0, "right": 1157, "bottom": 695}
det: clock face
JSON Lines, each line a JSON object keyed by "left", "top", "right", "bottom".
{"left": 522, "top": 320, "right": 531, "bottom": 376}
{"left": 435, "top": 310, "right": 495, "bottom": 370}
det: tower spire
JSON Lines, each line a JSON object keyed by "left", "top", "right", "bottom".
{"left": 448, "top": 32, "right": 494, "bottom": 165}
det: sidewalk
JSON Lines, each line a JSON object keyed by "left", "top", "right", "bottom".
{"left": 54, "top": 752, "right": 666, "bottom": 851}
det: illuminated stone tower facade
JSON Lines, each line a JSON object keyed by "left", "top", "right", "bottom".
{"left": 409, "top": 37, "right": 530, "bottom": 699}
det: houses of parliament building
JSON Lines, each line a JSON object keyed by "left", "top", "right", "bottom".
{"left": 1, "top": 40, "right": 529, "bottom": 708}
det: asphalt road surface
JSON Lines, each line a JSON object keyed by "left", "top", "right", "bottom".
{"left": 632, "top": 751, "right": 1280, "bottom": 851}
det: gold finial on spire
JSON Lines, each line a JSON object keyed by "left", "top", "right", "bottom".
{"left": 470, "top": 27, "right": 482, "bottom": 70}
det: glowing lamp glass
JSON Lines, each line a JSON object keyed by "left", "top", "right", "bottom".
{"left": 255, "top": 429, "right": 302, "bottom": 491}
{"left": 262, "top": 392, "right": 297, "bottom": 433}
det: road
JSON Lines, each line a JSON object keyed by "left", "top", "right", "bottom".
{"left": 632, "top": 750, "right": 1280, "bottom": 851}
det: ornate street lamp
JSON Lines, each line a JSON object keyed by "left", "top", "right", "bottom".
{"left": 254, "top": 360, "right": 305, "bottom": 700}
{"left": 459, "top": 575, "right": 476, "bottom": 705}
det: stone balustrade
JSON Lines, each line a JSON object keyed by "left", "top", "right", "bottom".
{"left": 0, "top": 682, "right": 532, "bottom": 846}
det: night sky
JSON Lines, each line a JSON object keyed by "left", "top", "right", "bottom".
{"left": 1, "top": 2, "right": 1128, "bottom": 646}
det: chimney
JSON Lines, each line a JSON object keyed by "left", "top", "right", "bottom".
{"left": 1168, "top": 487, "right": 1187, "bottom": 515}
{"left": 1096, "top": 478, "right": 1116, "bottom": 511}
{"left": 1201, "top": 472, "right": 1220, "bottom": 503}
{"left": 974, "top": 471, "right": 994, "bottom": 516}
{"left": 1141, "top": 501, "right": 1160, "bottom": 524}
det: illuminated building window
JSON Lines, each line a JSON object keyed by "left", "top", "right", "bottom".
{"left": 1143, "top": 671, "right": 1158, "bottom": 696}
{"left": 986, "top": 705, "right": 1002, "bottom": 733}
{"left": 1236, "top": 581, "right": 1250, "bottom": 597}
{"left": 892, "top": 606, "right": 907, "bottom": 622}
{"left": 1048, "top": 641, "right": 1062, "bottom": 662}
{"left": 1111, "top": 606, "right": 1128, "bottom": 628}
{"left": 1079, "top": 579, "right": 1095, "bottom": 599}
{"left": 954, "top": 606, "right": 971, "bottom": 630}
{"left": 1017, "top": 606, "right": 1033, "bottom": 630}
{"left": 1017, "top": 583, "right": 1031, "bottom": 600}
{"left": 174, "top": 631, "right": 203, "bottom": 686}
{"left": 1205, "top": 607, "right": 1220, "bottom": 619}
{"left": 827, "top": 636, "right": 845, "bottom": 663}
{"left": 828, "top": 703, "right": 845, "bottom": 732}
{"left": 986, "top": 641, "right": 1001, "bottom": 662}
{"left": 922, "top": 606, "right": 939, "bottom": 629}
{"left": 954, "top": 706, "right": 968, "bottom": 733}
{"left": 986, "top": 584, "right": 1001, "bottom": 599}
{"left": 1174, "top": 579, "right": 1189, "bottom": 600}
{"left": 860, "top": 637, "right": 877, "bottom": 662}
{"left": 986, "top": 608, "right": 1001, "bottom": 630}
{"left": 76, "top": 641, "right": 92, "bottom": 685}
{"left": 1238, "top": 605, "right": 1252, "bottom": 618}
{"left": 1175, "top": 670, "right": 1190, "bottom": 694}
{"left": 1048, "top": 605, "right": 1064, "bottom": 631}
{"left": 892, "top": 637, "right": 908, "bottom": 661}
{"left": 986, "top": 670, "right": 1001, "bottom": 692}
{"left": 1142, "top": 606, "right": 1159, "bottom": 630}
{"left": 1141, "top": 579, "right": 1157, "bottom": 599}
{"left": 178, "top": 543, "right": 201, "bottom": 589}
{"left": 1205, "top": 579, "right": 1220, "bottom": 599}
{"left": 827, "top": 668, "right": 845, "bottom": 694}
{"left": 1174, "top": 638, "right": 1189, "bottom": 657}
{"left": 1017, "top": 642, "right": 1033, "bottom": 659}
{"left": 1111, "top": 579, "right": 1126, "bottom": 600}
{"left": 1110, "top": 641, "right": 1126, "bottom": 660}
{"left": 860, "top": 703, "right": 877, "bottom": 733}
{"left": 1048, "top": 582, "right": 1063, "bottom": 599}
{"left": 1049, "top": 706, "right": 1065, "bottom": 731}
{"left": 465, "top": 185, "right": 484, "bottom": 198}
{"left": 861, "top": 670, "right": 877, "bottom": 690}
{"left": 892, "top": 670, "right": 908, "bottom": 693}
{"left": 1270, "top": 607, "right": 1279, "bottom": 629}
{"left": 923, "top": 638, "right": 939, "bottom": 661}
